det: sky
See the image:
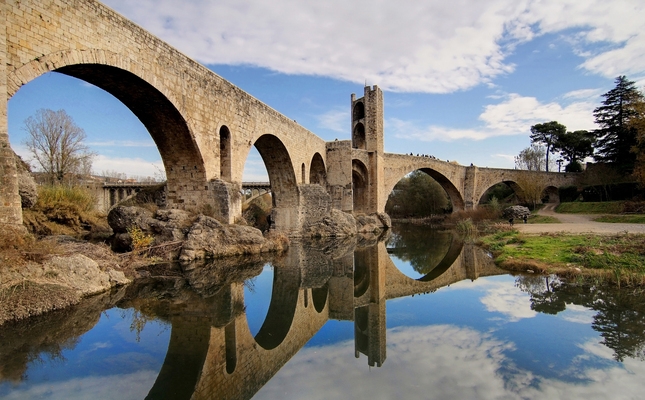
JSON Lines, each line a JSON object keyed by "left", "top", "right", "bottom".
{"left": 7, "top": 0, "right": 645, "bottom": 181}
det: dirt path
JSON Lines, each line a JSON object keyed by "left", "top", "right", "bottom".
{"left": 515, "top": 203, "right": 645, "bottom": 235}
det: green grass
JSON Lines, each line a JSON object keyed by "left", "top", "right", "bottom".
{"left": 556, "top": 201, "right": 624, "bottom": 214}
{"left": 528, "top": 215, "right": 561, "bottom": 224}
{"left": 593, "top": 215, "right": 645, "bottom": 223}
{"left": 479, "top": 231, "right": 645, "bottom": 275}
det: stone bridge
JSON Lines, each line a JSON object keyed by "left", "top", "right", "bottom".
{"left": 89, "top": 180, "right": 271, "bottom": 213}
{"left": 1, "top": 0, "right": 579, "bottom": 233}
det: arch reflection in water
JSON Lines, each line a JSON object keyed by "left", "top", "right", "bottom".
{"left": 0, "top": 234, "right": 504, "bottom": 400}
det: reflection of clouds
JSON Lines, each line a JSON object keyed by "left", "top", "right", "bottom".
{"left": 256, "top": 325, "right": 645, "bottom": 400}
{"left": 0, "top": 370, "right": 158, "bottom": 400}
{"left": 561, "top": 304, "right": 595, "bottom": 325}
{"left": 470, "top": 279, "right": 536, "bottom": 322}
{"left": 258, "top": 325, "right": 517, "bottom": 400}
{"left": 521, "top": 338, "right": 645, "bottom": 400}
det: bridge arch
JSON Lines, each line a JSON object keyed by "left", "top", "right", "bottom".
{"left": 353, "top": 159, "right": 370, "bottom": 213}
{"left": 386, "top": 167, "right": 465, "bottom": 212}
{"left": 309, "top": 152, "right": 327, "bottom": 186}
{"left": 8, "top": 50, "right": 210, "bottom": 208}
{"left": 477, "top": 180, "right": 523, "bottom": 205}
{"left": 353, "top": 122, "right": 366, "bottom": 150}
{"left": 253, "top": 134, "right": 299, "bottom": 230}
{"left": 220, "top": 125, "right": 232, "bottom": 181}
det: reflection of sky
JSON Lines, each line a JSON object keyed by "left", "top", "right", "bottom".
{"left": 390, "top": 256, "right": 424, "bottom": 280}
{"left": 3, "top": 271, "right": 644, "bottom": 399}
{"left": 244, "top": 264, "right": 274, "bottom": 337}
{"left": 258, "top": 275, "right": 640, "bottom": 399}
{"left": 0, "top": 308, "right": 169, "bottom": 400}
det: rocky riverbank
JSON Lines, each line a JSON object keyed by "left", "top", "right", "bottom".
{"left": 0, "top": 203, "right": 390, "bottom": 326}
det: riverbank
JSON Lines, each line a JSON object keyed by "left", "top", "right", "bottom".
{"left": 479, "top": 205, "right": 645, "bottom": 287}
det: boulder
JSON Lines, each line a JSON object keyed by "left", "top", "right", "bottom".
{"left": 43, "top": 254, "right": 112, "bottom": 296}
{"left": 356, "top": 212, "right": 391, "bottom": 233}
{"left": 302, "top": 209, "right": 357, "bottom": 238}
{"left": 13, "top": 152, "right": 37, "bottom": 208}
{"left": 180, "top": 215, "right": 286, "bottom": 261}
{"left": 149, "top": 209, "right": 193, "bottom": 241}
{"left": 107, "top": 206, "right": 154, "bottom": 234}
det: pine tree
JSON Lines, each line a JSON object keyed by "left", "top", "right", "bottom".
{"left": 530, "top": 121, "right": 566, "bottom": 172}
{"left": 593, "top": 76, "right": 644, "bottom": 173}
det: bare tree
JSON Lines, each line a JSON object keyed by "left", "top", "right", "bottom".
{"left": 515, "top": 144, "right": 547, "bottom": 171}
{"left": 23, "top": 109, "right": 95, "bottom": 184}
{"left": 515, "top": 171, "right": 549, "bottom": 209}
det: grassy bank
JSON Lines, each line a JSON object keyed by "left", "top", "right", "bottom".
{"left": 556, "top": 201, "right": 626, "bottom": 214}
{"left": 479, "top": 230, "right": 645, "bottom": 287}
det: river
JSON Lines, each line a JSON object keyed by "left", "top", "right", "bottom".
{"left": 1, "top": 224, "right": 644, "bottom": 399}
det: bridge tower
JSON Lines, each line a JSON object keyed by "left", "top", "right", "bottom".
{"left": 351, "top": 86, "right": 385, "bottom": 214}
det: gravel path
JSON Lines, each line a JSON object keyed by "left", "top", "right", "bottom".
{"left": 515, "top": 203, "right": 645, "bottom": 235}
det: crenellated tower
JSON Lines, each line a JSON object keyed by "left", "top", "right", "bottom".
{"left": 350, "top": 86, "right": 385, "bottom": 213}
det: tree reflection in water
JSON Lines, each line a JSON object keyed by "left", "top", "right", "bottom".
{"left": 517, "top": 275, "right": 645, "bottom": 362}
{"left": 386, "top": 224, "right": 455, "bottom": 275}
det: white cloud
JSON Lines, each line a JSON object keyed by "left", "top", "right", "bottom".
{"left": 494, "top": 154, "right": 516, "bottom": 162}
{"left": 316, "top": 109, "right": 349, "bottom": 133}
{"left": 87, "top": 140, "right": 157, "bottom": 147}
{"left": 92, "top": 154, "right": 165, "bottom": 179}
{"left": 103, "top": 0, "right": 645, "bottom": 93}
{"left": 391, "top": 93, "right": 596, "bottom": 142}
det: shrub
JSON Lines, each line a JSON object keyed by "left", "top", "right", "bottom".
{"left": 127, "top": 226, "right": 154, "bottom": 251}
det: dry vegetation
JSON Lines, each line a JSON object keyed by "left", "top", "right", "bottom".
{"left": 22, "top": 185, "right": 110, "bottom": 239}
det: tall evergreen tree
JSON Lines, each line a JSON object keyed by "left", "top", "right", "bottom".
{"left": 593, "top": 76, "right": 644, "bottom": 173}
{"left": 556, "top": 130, "right": 595, "bottom": 172}
{"left": 530, "top": 121, "right": 566, "bottom": 172}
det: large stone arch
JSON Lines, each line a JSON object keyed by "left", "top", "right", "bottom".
{"left": 476, "top": 180, "right": 524, "bottom": 205}
{"left": 7, "top": 50, "right": 210, "bottom": 210}
{"left": 352, "top": 159, "right": 369, "bottom": 213}
{"left": 253, "top": 134, "right": 299, "bottom": 231}
{"left": 309, "top": 152, "right": 327, "bottom": 186}
{"left": 542, "top": 185, "right": 560, "bottom": 203}
{"left": 385, "top": 167, "right": 465, "bottom": 212}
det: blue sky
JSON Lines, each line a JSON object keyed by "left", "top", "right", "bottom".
{"left": 7, "top": 0, "right": 645, "bottom": 181}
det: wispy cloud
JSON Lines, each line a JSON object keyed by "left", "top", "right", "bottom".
{"left": 92, "top": 154, "right": 164, "bottom": 179}
{"left": 316, "top": 109, "right": 349, "bottom": 133}
{"left": 391, "top": 93, "right": 596, "bottom": 142}
{"left": 104, "top": 0, "right": 645, "bottom": 93}
{"left": 87, "top": 140, "right": 157, "bottom": 147}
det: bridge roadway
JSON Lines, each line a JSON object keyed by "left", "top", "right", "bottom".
{"left": 112, "top": 239, "right": 505, "bottom": 399}
{"left": 1, "top": 0, "right": 578, "bottom": 233}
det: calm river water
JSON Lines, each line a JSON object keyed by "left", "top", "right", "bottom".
{"left": 1, "top": 224, "right": 645, "bottom": 399}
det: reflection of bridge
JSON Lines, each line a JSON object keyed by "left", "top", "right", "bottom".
{"left": 137, "top": 239, "right": 505, "bottom": 399}
{"left": 1, "top": 0, "right": 578, "bottom": 232}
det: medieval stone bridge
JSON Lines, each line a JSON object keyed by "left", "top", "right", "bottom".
{"left": 0, "top": 0, "right": 578, "bottom": 233}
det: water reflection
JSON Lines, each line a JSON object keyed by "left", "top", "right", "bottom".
{"left": 2, "top": 226, "right": 645, "bottom": 399}
{"left": 517, "top": 275, "right": 645, "bottom": 362}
